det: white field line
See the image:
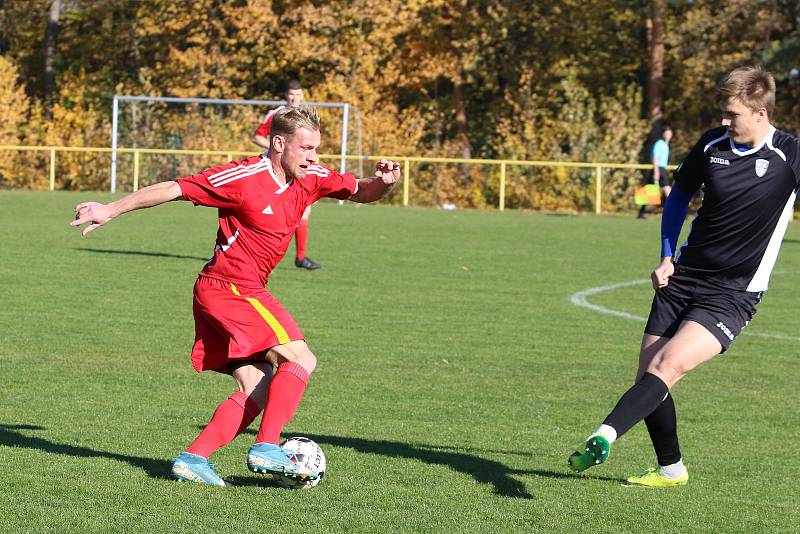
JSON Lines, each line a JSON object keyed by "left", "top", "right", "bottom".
{"left": 570, "top": 279, "right": 649, "bottom": 321}
{"left": 570, "top": 279, "right": 800, "bottom": 342}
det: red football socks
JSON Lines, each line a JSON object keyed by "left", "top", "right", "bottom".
{"left": 295, "top": 219, "right": 309, "bottom": 260}
{"left": 186, "top": 391, "right": 261, "bottom": 458}
{"left": 256, "top": 361, "right": 310, "bottom": 444}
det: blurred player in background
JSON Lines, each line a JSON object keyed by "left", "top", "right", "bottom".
{"left": 568, "top": 66, "right": 800, "bottom": 487}
{"left": 253, "top": 79, "right": 321, "bottom": 270}
{"left": 72, "top": 105, "right": 400, "bottom": 487}
{"left": 637, "top": 125, "right": 673, "bottom": 219}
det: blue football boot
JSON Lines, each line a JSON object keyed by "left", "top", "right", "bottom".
{"left": 247, "top": 442, "right": 318, "bottom": 479}
{"left": 171, "top": 452, "right": 228, "bottom": 487}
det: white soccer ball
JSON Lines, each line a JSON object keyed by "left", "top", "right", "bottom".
{"left": 273, "top": 437, "right": 326, "bottom": 489}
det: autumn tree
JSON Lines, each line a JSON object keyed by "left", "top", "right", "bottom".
{"left": 0, "top": 54, "right": 33, "bottom": 186}
{"left": 0, "top": 0, "right": 798, "bottom": 207}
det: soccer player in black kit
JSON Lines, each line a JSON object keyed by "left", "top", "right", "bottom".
{"left": 568, "top": 65, "right": 800, "bottom": 487}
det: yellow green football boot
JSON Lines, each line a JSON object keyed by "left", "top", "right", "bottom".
{"left": 623, "top": 467, "right": 688, "bottom": 488}
{"left": 568, "top": 435, "right": 611, "bottom": 473}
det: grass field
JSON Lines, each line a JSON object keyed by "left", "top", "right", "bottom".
{"left": 1, "top": 191, "right": 799, "bottom": 533}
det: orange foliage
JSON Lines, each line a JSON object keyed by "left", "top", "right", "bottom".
{"left": 1, "top": 0, "right": 799, "bottom": 211}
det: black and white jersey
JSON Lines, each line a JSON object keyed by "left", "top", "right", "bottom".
{"left": 674, "top": 125, "right": 800, "bottom": 291}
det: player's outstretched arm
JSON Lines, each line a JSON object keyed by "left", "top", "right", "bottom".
{"left": 349, "top": 159, "right": 401, "bottom": 204}
{"left": 70, "top": 180, "right": 184, "bottom": 236}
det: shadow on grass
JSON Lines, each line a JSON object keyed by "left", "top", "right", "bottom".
{"left": 526, "top": 469, "right": 625, "bottom": 484}
{"left": 309, "top": 434, "right": 626, "bottom": 494}
{"left": 425, "top": 446, "right": 626, "bottom": 482}
{"left": 1, "top": 424, "right": 624, "bottom": 491}
{"left": 225, "top": 474, "right": 283, "bottom": 488}
{"left": 286, "top": 433, "right": 536, "bottom": 498}
{"left": 77, "top": 247, "right": 209, "bottom": 262}
{"left": 430, "top": 444, "right": 536, "bottom": 458}
{"left": 0, "top": 423, "right": 172, "bottom": 480}
{"left": 232, "top": 429, "right": 627, "bottom": 494}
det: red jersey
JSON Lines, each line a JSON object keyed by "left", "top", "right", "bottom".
{"left": 177, "top": 156, "right": 358, "bottom": 287}
{"left": 253, "top": 106, "right": 284, "bottom": 139}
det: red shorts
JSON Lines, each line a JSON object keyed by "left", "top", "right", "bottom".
{"left": 190, "top": 275, "right": 304, "bottom": 373}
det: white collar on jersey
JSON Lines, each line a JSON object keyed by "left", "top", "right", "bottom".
{"left": 705, "top": 125, "right": 785, "bottom": 161}
{"left": 763, "top": 126, "right": 787, "bottom": 161}
{"left": 261, "top": 155, "right": 291, "bottom": 194}
{"left": 729, "top": 125, "right": 782, "bottom": 159}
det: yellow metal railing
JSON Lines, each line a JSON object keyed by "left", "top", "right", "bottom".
{"left": 0, "top": 145, "right": 668, "bottom": 214}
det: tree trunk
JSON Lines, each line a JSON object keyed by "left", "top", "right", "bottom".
{"left": 44, "top": 0, "right": 61, "bottom": 118}
{"left": 452, "top": 71, "right": 471, "bottom": 191}
{"left": 645, "top": 0, "right": 665, "bottom": 120}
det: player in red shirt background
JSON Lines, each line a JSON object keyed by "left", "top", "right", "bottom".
{"left": 253, "top": 79, "right": 321, "bottom": 270}
{"left": 72, "top": 105, "right": 400, "bottom": 486}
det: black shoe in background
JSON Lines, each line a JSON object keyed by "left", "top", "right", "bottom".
{"left": 295, "top": 257, "right": 321, "bottom": 270}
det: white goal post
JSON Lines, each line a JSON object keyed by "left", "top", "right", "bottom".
{"left": 110, "top": 94, "right": 352, "bottom": 193}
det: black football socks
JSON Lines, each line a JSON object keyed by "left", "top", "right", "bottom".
{"left": 644, "top": 392, "right": 682, "bottom": 466}
{"left": 602, "top": 372, "right": 669, "bottom": 439}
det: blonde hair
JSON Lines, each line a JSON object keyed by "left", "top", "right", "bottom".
{"left": 270, "top": 105, "right": 320, "bottom": 145}
{"left": 717, "top": 65, "right": 775, "bottom": 115}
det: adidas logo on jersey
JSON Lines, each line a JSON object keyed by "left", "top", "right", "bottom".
{"left": 262, "top": 205, "right": 273, "bottom": 215}
{"left": 709, "top": 157, "right": 730, "bottom": 166}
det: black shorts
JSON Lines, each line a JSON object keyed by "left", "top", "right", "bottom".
{"left": 648, "top": 167, "right": 670, "bottom": 188}
{"left": 644, "top": 267, "right": 762, "bottom": 351}
{"left": 224, "top": 354, "right": 270, "bottom": 374}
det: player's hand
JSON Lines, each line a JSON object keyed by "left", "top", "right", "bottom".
{"left": 375, "top": 159, "right": 400, "bottom": 185}
{"left": 71, "top": 201, "right": 114, "bottom": 236}
{"left": 651, "top": 259, "right": 675, "bottom": 290}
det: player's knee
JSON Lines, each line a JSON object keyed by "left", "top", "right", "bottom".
{"left": 272, "top": 342, "right": 317, "bottom": 374}
{"left": 296, "top": 351, "right": 317, "bottom": 374}
{"left": 282, "top": 350, "right": 316, "bottom": 374}
{"left": 649, "top": 352, "right": 688, "bottom": 385}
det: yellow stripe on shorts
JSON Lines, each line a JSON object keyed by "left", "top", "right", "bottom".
{"left": 230, "top": 284, "right": 290, "bottom": 345}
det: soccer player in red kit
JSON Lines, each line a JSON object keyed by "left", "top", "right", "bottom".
{"left": 72, "top": 105, "right": 400, "bottom": 486}
{"left": 253, "top": 79, "right": 320, "bottom": 270}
